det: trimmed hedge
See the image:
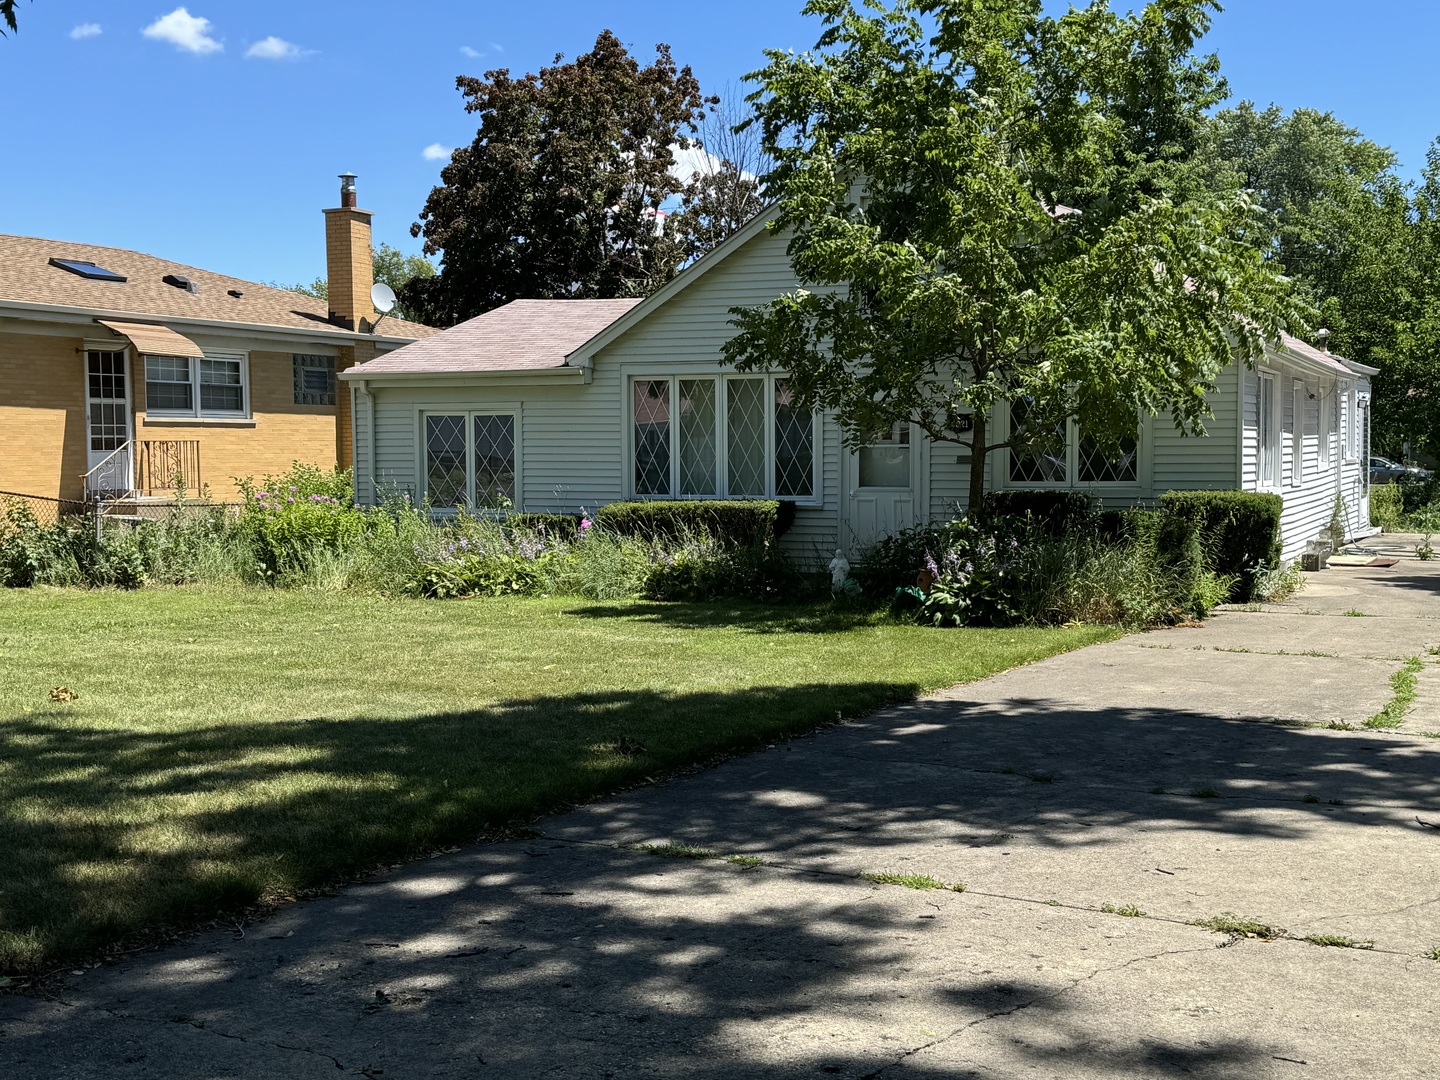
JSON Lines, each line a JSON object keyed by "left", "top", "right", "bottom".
{"left": 978, "top": 490, "right": 1100, "bottom": 535}
{"left": 594, "top": 500, "right": 797, "bottom": 548}
{"left": 1158, "top": 490, "right": 1282, "bottom": 601}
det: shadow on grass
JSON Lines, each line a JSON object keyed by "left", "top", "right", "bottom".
{"left": 561, "top": 599, "right": 896, "bottom": 634}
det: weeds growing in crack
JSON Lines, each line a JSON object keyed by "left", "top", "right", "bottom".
{"left": 627, "top": 843, "right": 721, "bottom": 860}
{"left": 727, "top": 855, "right": 764, "bottom": 868}
{"left": 1304, "top": 934, "right": 1374, "bottom": 949}
{"left": 1192, "top": 913, "right": 1280, "bottom": 940}
{"left": 1343, "top": 609, "right": 1373, "bottom": 618}
{"left": 1325, "top": 720, "right": 1357, "bottom": 730}
{"left": 1100, "top": 903, "right": 1145, "bottom": 917}
{"left": 1365, "top": 656, "right": 1423, "bottom": 729}
{"left": 1303, "top": 794, "right": 1320, "bottom": 803}
{"left": 861, "top": 872, "right": 966, "bottom": 892}
{"left": 1426, "top": 945, "right": 1440, "bottom": 962}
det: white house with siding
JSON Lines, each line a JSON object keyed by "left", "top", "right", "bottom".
{"left": 341, "top": 212, "right": 1377, "bottom": 565}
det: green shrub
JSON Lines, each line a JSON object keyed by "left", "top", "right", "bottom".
{"left": 506, "top": 513, "right": 583, "bottom": 541}
{"left": 854, "top": 519, "right": 978, "bottom": 593}
{"left": 594, "top": 500, "right": 795, "bottom": 547}
{"left": 644, "top": 540, "right": 808, "bottom": 603}
{"left": 1398, "top": 472, "right": 1439, "bottom": 514}
{"left": 235, "top": 465, "right": 368, "bottom": 580}
{"left": 1370, "top": 484, "right": 1404, "bottom": 532}
{"left": 977, "top": 490, "right": 1099, "bottom": 535}
{"left": 1158, "top": 491, "right": 1283, "bottom": 602}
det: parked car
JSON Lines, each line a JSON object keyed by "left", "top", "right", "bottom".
{"left": 1370, "top": 456, "right": 1431, "bottom": 485}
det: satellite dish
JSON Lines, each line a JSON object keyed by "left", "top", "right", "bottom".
{"left": 371, "top": 282, "right": 397, "bottom": 314}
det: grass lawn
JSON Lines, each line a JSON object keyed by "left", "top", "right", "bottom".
{"left": 0, "top": 587, "right": 1116, "bottom": 974}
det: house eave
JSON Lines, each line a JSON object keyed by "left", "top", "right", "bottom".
{"left": 339, "top": 365, "right": 590, "bottom": 387}
{"left": 0, "top": 297, "right": 424, "bottom": 348}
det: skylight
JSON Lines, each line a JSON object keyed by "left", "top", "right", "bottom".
{"left": 49, "top": 257, "right": 127, "bottom": 283}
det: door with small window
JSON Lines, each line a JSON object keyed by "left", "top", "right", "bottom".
{"left": 84, "top": 349, "right": 132, "bottom": 494}
{"left": 845, "top": 423, "right": 919, "bottom": 551}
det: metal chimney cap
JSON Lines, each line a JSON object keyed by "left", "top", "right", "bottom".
{"left": 338, "top": 172, "right": 358, "bottom": 190}
{"left": 1315, "top": 328, "right": 1332, "bottom": 352}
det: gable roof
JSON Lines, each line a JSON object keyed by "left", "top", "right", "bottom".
{"left": 0, "top": 233, "right": 437, "bottom": 343}
{"left": 1277, "top": 330, "right": 1378, "bottom": 378}
{"left": 343, "top": 298, "right": 644, "bottom": 376}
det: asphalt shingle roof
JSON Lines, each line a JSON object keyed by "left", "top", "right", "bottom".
{"left": 0, "top": 233, "right": 437, "bottom": 341}
{"left": 344, "top": 298, "right": 643, "bottom": 375}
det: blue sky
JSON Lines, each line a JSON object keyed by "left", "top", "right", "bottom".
{"left": 2, "top": 2, "right": 1437, "bottom": 287}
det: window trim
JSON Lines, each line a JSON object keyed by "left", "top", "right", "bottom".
{"left": 622, "top": 371, "right": 821, "bottom": 505}
{"left": 1291, "top": 379, "right": 1305, "bottom": 488}
{"left": 999, "top": 402, "right": 1148, "bottom": 493}
{"left": 1255, "top": 369, "right": 1281, "bottom": 490}
{"left": 1343, "top": 382, "right": 1359, "bottom": 461}
{"left": 415, "top": 405, "right": 523, "bottom": 512}
{"left": 143, "top": 351, "right": 249, "bottom": 420}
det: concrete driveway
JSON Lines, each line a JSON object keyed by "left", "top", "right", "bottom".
{"left": 3, "top": 536, "right": 1439, "bottom": 1079}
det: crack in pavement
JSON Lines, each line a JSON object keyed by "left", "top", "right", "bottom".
{"left": 857, "top": 945, "right": 1221, "bottom": 1080}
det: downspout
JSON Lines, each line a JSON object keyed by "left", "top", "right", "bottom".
{"left": 356, "top": 379, "right": 377, "bottom": 505}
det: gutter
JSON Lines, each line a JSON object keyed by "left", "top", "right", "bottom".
{"left": 338, "top": 366, "right": 591, "bottom": 386}
{"left": 0, "top": 297, "right": 424, "bottom": 348}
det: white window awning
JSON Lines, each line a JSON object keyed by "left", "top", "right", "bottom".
{"left": 95, "top": 319, "right": 205, "bottom": 359}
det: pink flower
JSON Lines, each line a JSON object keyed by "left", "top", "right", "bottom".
{"left": 580, "top": 518, "right": 592, "bottom": 532}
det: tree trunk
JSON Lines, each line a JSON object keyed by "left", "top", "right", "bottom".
{"left": 968, "top": 409, "right": 989, "bottom": 516}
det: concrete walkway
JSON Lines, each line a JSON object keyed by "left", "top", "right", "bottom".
{"left": 4, "top": 536, "right": 1439, "bottom": 1078}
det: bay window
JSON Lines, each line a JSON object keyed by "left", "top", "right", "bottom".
{"left": 423, "top": 411, "right": 517, "bottom": 509}
{"left": 144, "top": 353, "right": 247, "bottom": 418}
{"left": 630, "top": 374, "right": 816, "bottom": 501}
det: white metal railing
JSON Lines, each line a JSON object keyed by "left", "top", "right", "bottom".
{"left": 82, "top": 441, "right": 135, "bottom": 502}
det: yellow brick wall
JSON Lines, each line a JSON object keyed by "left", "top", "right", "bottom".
{"left": 0, "top": 333, "right": 88, "bottom": 501}
{"left": 136, "top": 350, "right": 339, "bottom": 501}
{"left": 323, "top": 208, "right": 375, "bottom": 332}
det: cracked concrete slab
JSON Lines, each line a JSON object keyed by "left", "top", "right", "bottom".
{"left": 3, "top": 533, "right": 1439, "bottom": 1078}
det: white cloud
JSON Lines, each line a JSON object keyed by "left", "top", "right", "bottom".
{"left": 459, "top": 45, "right": 481, "bottom": 58}
{"left": 70, "top": 23, "right": 102, "bottom": 40}
{"left": 142, "top": 8, "right": 222, "bottom": 54}
{"left": 245, "top": 36, "right": 307, "bottom": 61}
{"left": 422, "top": 143, "right": 453, "bottom": 162}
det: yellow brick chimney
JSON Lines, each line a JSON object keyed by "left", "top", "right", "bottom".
{"left": 323, "top": 173, "right": 374, "bottom": 332}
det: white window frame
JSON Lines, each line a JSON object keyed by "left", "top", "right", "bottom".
{"left": 1256, "top": 370, "right": 1280, "bottom": 490}
{"left": 1343, "top": 382, "right": 1359, "bottom": 461}
{"left": 143, "top": 351, "right": 250, "bottom": 420}
{"left": 1320, "top": 384, "right": 1334, "bottom": 468}
{"left": 415, "top": 406, "right": 522, "bottom": 513}
{"left": 1000, "top": 403, "right": 1147, "bottom": 492}
{"left": 1291, "top": 379, "right": 1305, "bottom": 488}
{"left": 623, "top": 372, "right": 821, "bottom": 505}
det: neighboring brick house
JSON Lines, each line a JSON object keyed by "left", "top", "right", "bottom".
{"left": 0, "top": 175, "right": 436, "bottom": 503}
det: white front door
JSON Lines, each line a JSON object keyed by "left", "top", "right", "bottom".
{"left": 84, "top": 349, "right": 133, "bottom": 494}
{"left": 844, "top": 423, "right": 920, "bottom": 553}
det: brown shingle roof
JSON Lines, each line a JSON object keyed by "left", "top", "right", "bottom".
{"left": 344, "top": 298, "right": 643, "bottom": 376}
{"left": 0, "top": 233, "right": 437, "bottom": 342}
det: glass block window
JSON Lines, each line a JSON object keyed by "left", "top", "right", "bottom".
{"left": 1077, "top": 433, "right": 1138, "bottom": 483}
{"left": 425, "top": 414, "right": 468, "bottom": 508}
{"left": 678, "top": 379, "right": 718, "bottom": 496}
{"left": 774, "top": 380, "right": 815, "bottom": 498}
{"left": 474, "top": 414, "right": 516, "bottom": 508}
{"left": 198, "top": 357, "right": 244, "bottom": 414}
{"left": 1009, "top": 398, "right": 1067, "bottom": 483}
{"left": 633, "top": 379, "right": 672, "bottom": 496}
{"left": 293, "top": 354, "right": 337, "bottom": 406}
{"left": 145, "top": 356, "right": 193, "bottom": 412}
{"left": 726, "top": 379, "right": 767, "bottom": 497}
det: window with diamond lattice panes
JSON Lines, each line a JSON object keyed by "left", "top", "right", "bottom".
{"left": 426, "top": 414, "right": 468, "bottom": 507}
{"left": 633, "top": 380, "right": 672, "bottom": 496}
{"left": 474, "top": 414, "right": 516, "bottom": 507}
{"left": 678, "top": 380, "right": 718, "bottom": 496}
{"left": 773, "top": 380, "right": 814, "bottom": 498}
{"left": 1009, "top": 398, "right": 1067, "bottom": 483}
{"left": 726, "top": 379, "right": 767, "bottom": 497}
{"left": 1077, "top": 430, "right": 1138, "bottom": 483}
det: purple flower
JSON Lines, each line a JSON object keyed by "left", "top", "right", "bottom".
{"left": 924, "top": 554, "right": 940, "bottom": 578}
{"left": 257, "top": 491, "right": 270, "bottom": 500}
{"left": 964, "top": 561, "right": 974, "bottom": 574}
{"left": 289, "top": 486, "right": 298, "bottom": 493}
{"left": 580, "top": 518, "right": 592, "bottom": 532}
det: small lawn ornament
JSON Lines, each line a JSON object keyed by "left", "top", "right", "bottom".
{"left": 828, "top": 549, "right": 851, "bottom": 595}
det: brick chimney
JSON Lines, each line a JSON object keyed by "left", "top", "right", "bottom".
{"left": 323, "top": 173, "right": 374, "bottom": 331}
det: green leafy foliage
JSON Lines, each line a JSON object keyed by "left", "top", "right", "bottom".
{"left": 404, "top": 31, "right": 714, "bottom": 326}
{"left": 235, "top": 465, "right": 367, "bottom": 581}
{"left": 1159, "top": 490, "right": 1283, "bottom": 600}
{"left": 1370, "top": 483, "right": 1404, "bottom": 531}
{"left": 978, "top": 491, "right": 1100, "bottom": 536}
{"left": 594, "top": 500, "right": 795, "bottom": 547}
{"left": 724, "top": 0, "right": 1308, "bottom": 508}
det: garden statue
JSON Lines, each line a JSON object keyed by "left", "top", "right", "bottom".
{"left": 828, "top": 549, "right": 851, "bottom": 595}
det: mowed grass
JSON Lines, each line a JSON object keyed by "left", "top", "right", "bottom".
{"left": 0, "top": 587, "right": 1115, "bottom": 973}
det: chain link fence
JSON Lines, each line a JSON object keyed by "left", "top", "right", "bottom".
{"left": 1, "top": 491, "right": 243, "bottom": 535}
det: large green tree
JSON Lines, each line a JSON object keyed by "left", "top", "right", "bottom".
{"left": 723, "top": 0, "right": 1308, "bottom": 509}
{"left": 404, "top": 31, "right": 712, "bottom": 327}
